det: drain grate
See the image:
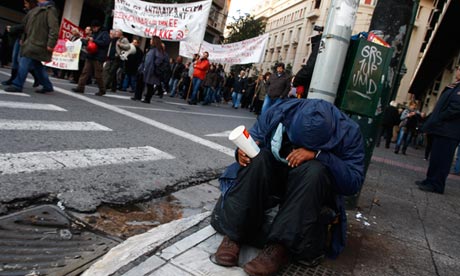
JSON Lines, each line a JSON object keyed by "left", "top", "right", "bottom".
{"left": 278, "top": 262, "right": 341, "bottom": 276}
{"left": 0, "top": 205, "right": 120, "bottom": 276}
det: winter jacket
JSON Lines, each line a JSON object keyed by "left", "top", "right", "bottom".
{"left": 124, "top": 46, "right": 143, "bottom": 75}
{"left": 266, "top": 72, "right": 291, "bottom": 99}
{"left": 233, "top": 76, "right": 248, "bottom": 93}
{"left": 381, "top": 105, "right": 400, "bottom": 127}
{"left": 203, "top": 69, "right": 218, "bottom": 88}
{"left": 20, "top": 1, "right": 59, "bottom": 62}
{"left": 86, "top": 28, "right": 110, "bottom": 62}
{"left": 193, "top": 58, "right": 210, "bottom": 80}
{"left": 422, "top": 82, "right": 460, "bottom": 140}
{"left": 141, "top": 47, "right": 167, "bottom": 85}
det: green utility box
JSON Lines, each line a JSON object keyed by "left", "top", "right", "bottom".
{"left": 335, "top": 38, "right": 393, "bottom": 209}
{"left": 336, "top": 39, "right": 393, "bottom": 117}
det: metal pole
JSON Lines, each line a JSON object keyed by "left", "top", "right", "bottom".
{"left": 307, "top": 0, "right": 360, "bottom": 103}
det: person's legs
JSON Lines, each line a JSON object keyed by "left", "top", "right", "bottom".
{"left": 121, "top": 74, "right": 129, "bottom": 91}
{"left": 421, "top": 135, "right": 458, "bottom": 193}
{"left": 394, "top": 128, "right": 405, "bottom": 153}
{"left": 235, "top": 93, "right": 243, "bottom": 108}
{"left": 261, "top": 95, "right": 272, "bottom": 115}
{"left": 10, "top": 57, "right": 34, "bottom": 91}
{"left": 32, "top": 60, "right": 53, "bottom": 91}
{"left": 143, "top": 84, "right": 156, "bottom": 103}
{"left": 453, "top": 144, "right": 460, "bottom": 174}
{"left": 401, "top": 131, "right": 413, "bottom": 154}
{"left": 211, "top": 150, "right": 284, "bottom": 242}
{"left": 189, "top": 77, "right": 202, "bottom": 103}
{"left": 75, "top": 59, "right": 92, "bottom": 92}
{"left": 93, "top": 60, "right": 106, "bottom": 95}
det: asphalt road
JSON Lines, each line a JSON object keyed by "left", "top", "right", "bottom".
{"left": 0, "top": 68, "right": 256, "bottom": 213}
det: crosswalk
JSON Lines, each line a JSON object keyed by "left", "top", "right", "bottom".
{"left": 0, "top": 89, "right": 175, "bottom": 176}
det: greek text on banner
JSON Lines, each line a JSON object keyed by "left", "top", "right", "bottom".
{"left": 179, "top": 34, "right": 269, "bottom": 65}
{"left": 113, "top": 0, "right": 211, "bottom": 44}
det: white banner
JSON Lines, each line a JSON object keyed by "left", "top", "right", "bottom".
{"left": 113, "top": 0, "right": 211, "bottom": 44}
{"left": 179, "top": 34, "right": 269, "bottom": 64}
{"left": 45, "top": 39, "right": 81, "bottom": 70}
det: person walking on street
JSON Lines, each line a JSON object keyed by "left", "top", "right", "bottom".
{"left": 138, "top": 36, "right": 168, "bottom": 104}
{"left": 104, "top": 29, "right": 130, "bottom": 92}
{"left": 169, "top": 56, "right": 185, "bottom": 97}
{"left": 261, "top": 63, "right": 291, "bottom": 115}
{"left": 71, "top": 20, "right": 110, "bottom": 96}
{"left": 231, "top": 70, "right": 248, "bottom": 109}
{"left": 188, "top": 52, "right": 210, "bottom": 105}
{"left": 121, "top": 39, "right": 143, "bottom": 92}
{"left": 376, "top": 101, "right": 400, "bottom": 148}
{"left": 416, "top": 66, "right": 460, "bottom": 194}
{"left": 394, "top": 101, "right": 421, "bottom": 154}
{"left": 4, "top": 0, "right": 59, "bottom": 94}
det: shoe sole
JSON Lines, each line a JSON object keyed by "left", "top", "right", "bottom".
{"left": 209, "top": 254, "right": 238, "bottom": 267}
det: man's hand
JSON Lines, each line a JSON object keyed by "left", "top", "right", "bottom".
{"left": 286, "top": 148, "right": 315, "bottom": 168}
{"left": 6, "top": 25, "right": 11, "bottom": 32}
{"left": 237, "top": 141, "right": 259, "bottom": 167}
{"left": 47, "top": 46, "right": 54, "bottom": 52}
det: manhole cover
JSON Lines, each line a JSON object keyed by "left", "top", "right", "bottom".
{"left": 278, "top": 262, "right": 341, "bottom": 276}
{"left": 0, "top": 205, "right": 120, "bottom": 276}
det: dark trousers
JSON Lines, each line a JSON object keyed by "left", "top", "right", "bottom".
{"left": 211, "top": 150, "right": 335, "bottom": 260}
{"left": 424, "top": 135, "right": 459, "bottom": 193}
{"left": 376, "top": 124, "right": 393, "bottom": 148}
{"left": 77, "top": 59, "right": 105, "bottom": 93}
{"left": 143, "top": 84, "right": 159, "bottom": 103}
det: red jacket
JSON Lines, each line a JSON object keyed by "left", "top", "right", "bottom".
{"left": 193, "top": 58, "right": 210, "bottom": 80}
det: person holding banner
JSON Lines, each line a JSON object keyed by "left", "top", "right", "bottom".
{"left": 188, "top": 52, "right": 210, "bottom": 105}
{"left": 71, "top": 20, "right": 110, "bottom": 96}
{"left": 4, "top": 0, "right": 59, "bottom": 94}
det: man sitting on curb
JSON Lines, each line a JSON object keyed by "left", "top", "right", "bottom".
{"left": 211, "top": 99, "right": 365, "bottom": 276}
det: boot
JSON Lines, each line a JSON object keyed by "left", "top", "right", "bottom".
{"left": 213, "top": 236, "right": 241, "bottom": 267}
{"left": 1, "top": 68, "right": 18, "bottom": 86}
{"left": 243, "top": 243, "right": 289, "bottom": 276}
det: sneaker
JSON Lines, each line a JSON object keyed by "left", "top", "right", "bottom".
{"left": 243, "top": 243, "right": 289, "bottom": 276}
{"left": 1, "top": 80, "right": 12, "bottom": 86}
{"left": 4, "top": 86, "right": 22, "bottom": 92}
{"left": 418, "top": 183, "right": 442, "bottom": 194}
{"left": 212, "top": 236, "right": 241, "bottom": 267}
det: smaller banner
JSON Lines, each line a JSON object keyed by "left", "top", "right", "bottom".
{"left": 45, "top": 39, "right": 82, "bottom": 70}
{"left": 59, "top": 18, "right": 85, "bottom": 40}
{"left": 179, "top": 34, "right": 269, "bottom": 64}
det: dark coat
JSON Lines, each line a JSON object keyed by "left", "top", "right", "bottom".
{"left": 172, "top": 62, "right": 185, "bottom": 79}
{"left": 267, "top": 72, "right": 291, "bottom": 99}
{"left": 124, "top": 46, "right": 143, "bottom": 75}
{"left": 422, "top": 82, "right": 460, "bottom": 140}
{"left": 141, "top": 47, "right": 167, "bottom": 85}
{"left": 381, "top": 105, "right": 400, "bottom": 127}
{"left": 203, "top": 70, "right": 218, "bottom": 88}
{"left": 232, "top": 76, "right": 248, "bottom": 93}
{"left": 85, "top": 28, "right": 110, "bottom": 62}
{"left": 20, "top": 2, "right": 59, "bottom": 62}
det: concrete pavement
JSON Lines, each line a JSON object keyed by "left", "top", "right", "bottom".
{"left": 83, "top": 144, "right": 460, "bottom": 276}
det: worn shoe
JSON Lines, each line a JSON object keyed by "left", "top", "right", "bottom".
{"left": 415, "top": 180, "right": 425, "bottom": 186}
{"left": 130, "top": 97, "right": 140, "bottom": 101}
{"left": 32, "top": 81, "right": 40, "bottom": 88}
{"left": 213, "top": 236, "right": 241, "bottom": 267}
{"left": 35, "top": 88, "right": 53, "bottom": 94}
{"left": 141, "top": 99, "right": 150, "bottom": 104}
{"left": 95, "top": 91, "right": 106, "bottom": 96}
{"left": 4, "top": 86, "right": 22, "bottom": 92}
{"left": 418, "top": 183, "right": 442, "bottom": 194}
{"left": 71, "top": 87, "right": 84, "bottom": 93}
{"left": 1, "top": 80, "right": 12, "bottom": 86}
{"left": 244, "top": 243, "right": 289, "bottom": 276}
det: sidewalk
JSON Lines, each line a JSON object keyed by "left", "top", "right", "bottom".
{"left": 83, "top": 145, "right": 460, "bottom": 276}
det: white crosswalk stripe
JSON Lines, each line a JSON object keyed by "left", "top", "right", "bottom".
{"left": 0, "top": 146, "right": 175, "bottom": 175}
{"left": 0, "top": 90, "right": 31, "bottom": 97}
{"left": 0, "top": 119, "right": 112, "bottom": 131}
{"left": 0, "top": 100, "right": 67, "bottom": 111}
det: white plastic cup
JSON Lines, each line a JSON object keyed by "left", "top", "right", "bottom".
{"left": 228, "top": 125, "right": 260, "bottom": 158}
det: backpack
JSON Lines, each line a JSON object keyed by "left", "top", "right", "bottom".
{"left": 155, "top": 53, "right": 171, "bottom": 82}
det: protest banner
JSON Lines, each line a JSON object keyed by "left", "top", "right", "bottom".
{"left": 179, "top": 34, "right": 269, "bottom": 64}
{"left": 59, "top": 18, "right": 84, "bottom": 40}
{"left": 113, "top": 0, "right": 212, "bottom": 44}
{"left": 45, "top": 39, "right": 82, "bottom": 70}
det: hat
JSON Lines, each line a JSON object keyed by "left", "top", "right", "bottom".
{"left": 90, "top": 20, "right": 102, "bottom": 27}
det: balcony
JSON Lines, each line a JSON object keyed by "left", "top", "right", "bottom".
{"left": 306, "top": 9, "right": 320, "bottom": 19}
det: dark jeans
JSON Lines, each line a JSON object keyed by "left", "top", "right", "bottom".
{"left": 211, "top": 150, "right": 335, "bottom": 260}
{"left": 12, "top": 56, "right": 53, "bottom": 91}
{"left": 376, "top": 125, "right": 393, "bottom": 148}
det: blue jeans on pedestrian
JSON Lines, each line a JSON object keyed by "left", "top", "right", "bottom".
{"left": 11, "top": 39, "right": 21, "bottom": 70}
{"left": 190, "top": 77, "right": 202, "bottom": 102}
{"left": 232, "top": 92, "right": 243, "bottom": 108}
{"left": 169, "top": 78, "right": 179, "bottom": 97}
{"left": 203, "top": 87, "right": 216, "bottom": 104}
{"left": 261, "top": 95, "right": 282, "bottom": 115}
{"left": 122, "top": 74, "right": 137, "bottom": 91}
{"left": 395, "top": 127, "right": 413, "bottom": 153}
{"left": 12, "top": 57, "right": 53, "bottom": 91}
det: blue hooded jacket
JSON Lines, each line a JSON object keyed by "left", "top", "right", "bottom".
{"left": 220, "top": 98, "right": 365, "bottom": 257}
